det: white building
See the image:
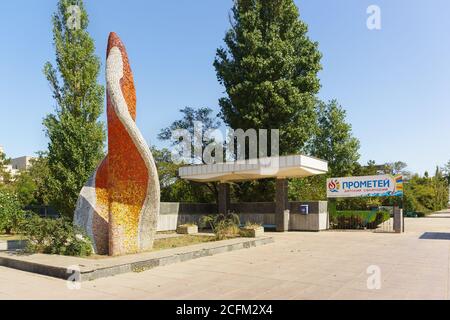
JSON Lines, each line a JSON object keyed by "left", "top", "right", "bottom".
{"left": 0, "top": 146, "right": 34, "bottom": 182}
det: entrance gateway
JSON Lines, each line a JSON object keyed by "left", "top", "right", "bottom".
{"left": 179, "top": 154, "right": 328, "bottom": 232}
{"left": 327, "top": 175, "right": 404, "bottom": 233}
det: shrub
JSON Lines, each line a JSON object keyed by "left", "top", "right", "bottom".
{"left": 0, "top": 189, "right": 26, "bottom": 234}
{"left": 199, "top": 212, "right": 241, "bottom": 240}
{"left": 330, "top": 210, "right": 390, "bottom": 230}
{"left": 416, "top": 212, "right": 428, "bottom": 218}
{"left": 179, "top": 223, "right": 197, "bottom": 227}
{"left": 21, "top": 215, "right": 93, "bottom": 256}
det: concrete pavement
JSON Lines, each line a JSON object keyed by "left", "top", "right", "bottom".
{"left": 1, "top": 211, "right": 450, "bottom": 300}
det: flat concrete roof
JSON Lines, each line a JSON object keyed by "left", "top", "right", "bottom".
{"left": 179, "top": 154, "right": 328, "bottom": 182}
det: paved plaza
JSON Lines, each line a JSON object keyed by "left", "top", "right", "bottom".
{"left": 1, "top": 211, "right": 450, "bottom": 300}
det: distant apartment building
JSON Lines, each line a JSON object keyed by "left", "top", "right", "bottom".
{"left": 10, "top": 156, "right": 33, "bottom": 171}
{"left": 0, "top": 145, "right": 34, "bottom": 182}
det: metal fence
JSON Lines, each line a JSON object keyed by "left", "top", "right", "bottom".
{"left": 329, "top": 208, "right": 394, "bottom": 232}
{"left": 24, "top": 206, "right": 61, "bottom": 219}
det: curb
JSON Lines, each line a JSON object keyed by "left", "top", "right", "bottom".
{"left": 0, "top": 237, "right": 274, "bottom": 282}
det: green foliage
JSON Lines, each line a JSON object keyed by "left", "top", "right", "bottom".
{"left": 157, "top": 107, "right": 221, "bottom": 202}
{"left": 443, "top": 160, "right": 450, "bottom": 184}
{"left": 199, "top": 215, "right": 216, "bottom": 230}
{"left": 21, "top": 215, "right": 92, "bottom": 257}
{"left": 43, "top": 0, "right": 105, "bottom": 218}
{"left": 330, "top": 210, "right": 390, "bottom": 230}
{"left": 308, "top": 100, "right": 360, "bottom": 177}
{"left": 332, "top": 163, "right": 448, "bottom": 214}
{"left": 243, "top": 221, "right": 262, "bottom": 228}
{"left": 214, "top": 0, "right": 322, "bottom": 154}
{"left": 158, "top": 107, "right": 221, "bottom": 156}
{"left": 152, "top": 235, "right": 215, "bottom": 251}
{"left": 20, "top": 155, "right": 52, "bottom": 206}
{"left": 0, "top": 190, "right": 26, "bottom": 234}
{"left": 289, "top": 175, "right": 327, "bottom": 201}
{"left": 1, "top": 155, "right": 52, "bottom": 207}
{"left": 178, "top": 223, "right": 197, "bottom": 228}
{"left": 214, "top": 220, "right": 241, "bottom": 240}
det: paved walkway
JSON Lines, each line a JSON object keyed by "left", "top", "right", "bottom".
{"left": 1, "top": 211, "right": 450, "bottom": 300}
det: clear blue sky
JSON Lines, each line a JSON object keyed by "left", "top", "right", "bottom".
{"left": 1, "top": 0, "right": 449, "bottom": 175}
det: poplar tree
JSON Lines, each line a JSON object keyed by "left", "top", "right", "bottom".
{"left": 214, "top": 0, "right": 322, "bottom": 154}
{"left": 43, "top": 0, "right": 105, "bottom": 217}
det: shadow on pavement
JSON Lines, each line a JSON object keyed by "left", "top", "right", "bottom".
{"left": 420, "top": 232, "right": 450, "bottom": 240}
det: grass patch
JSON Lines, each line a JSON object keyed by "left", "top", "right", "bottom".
{"left": 153, "top": 235, "right": 216, "bottom": 251}
{"left": 86, "top": 235, "right": 230, "bottom": 259}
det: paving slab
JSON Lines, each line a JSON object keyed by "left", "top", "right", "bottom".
{"left": 0, "top": 236, "right": 273, "bottom": 282}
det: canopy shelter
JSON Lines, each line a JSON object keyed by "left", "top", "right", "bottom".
{"left": 179, "top": 154, "right": 328, "bottom": 232}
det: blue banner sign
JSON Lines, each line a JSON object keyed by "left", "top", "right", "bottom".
{"left": 327, "top": 175, "right": 403, "bottom": 198}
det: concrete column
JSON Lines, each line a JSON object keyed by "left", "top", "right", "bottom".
{"left": 275, "top": 179, "right": 289, "bottom": 232}
{"left": 393, "top": 207, "right": 403, "bottom": 233}
{"left": 218, "top": 183, "right": 230, "bottom": 215}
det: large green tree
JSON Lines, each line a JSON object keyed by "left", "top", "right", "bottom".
{"left": 43, "top": 0, "right": 105, "bottom": 217}
{"left": 214, "top": 0, "right": 322, "bottom": 154}
{"left": 309, "top": 100, "right": 360, "bottom": 177}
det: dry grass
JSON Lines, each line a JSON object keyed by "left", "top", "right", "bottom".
{"left": 153, "top": 235, "right": 215, "bottom": 251}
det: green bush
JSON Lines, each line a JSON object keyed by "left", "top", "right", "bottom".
{"left": 199, "top": 212, "right": 241, "bottom": 240}
{"left": 21, "top": 215, "right": 93, "bottom": 257}
{"left": 330, "top": 210, "right": 390, "bottom": 230}
{"left": 0, "top": 189, "right": 26, "bottom": 234}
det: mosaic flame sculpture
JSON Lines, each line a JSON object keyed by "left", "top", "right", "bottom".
{"left": 74, "top": 33, "right": 160, "bottom": 256}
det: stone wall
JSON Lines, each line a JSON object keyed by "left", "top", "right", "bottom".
{"left": 157, "top": 201, "right": 328, "bottom": 232}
